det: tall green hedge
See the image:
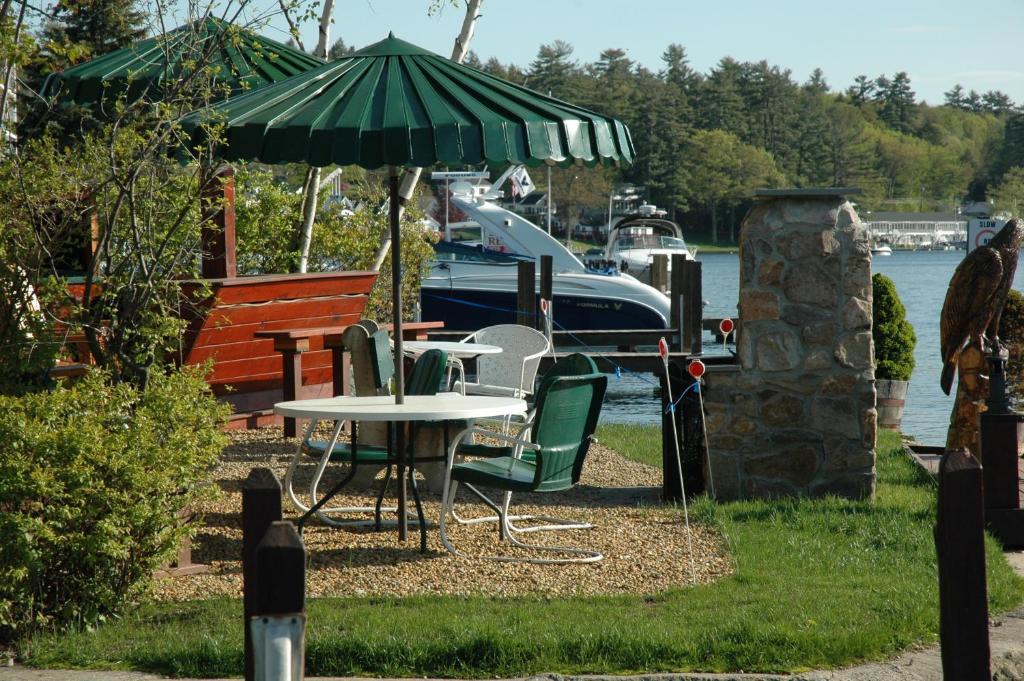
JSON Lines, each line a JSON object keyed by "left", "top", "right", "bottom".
{"left": 0, "top": 368, "right": 228, "bottom": 643}
{"left": 872, "top": 273, "right": 916, "bottom": 381}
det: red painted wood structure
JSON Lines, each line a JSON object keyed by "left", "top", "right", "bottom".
{"left": 64, "top": 166, "right": 381, "bottom": 429}
{"left": 256, "top": 320, "right": 444, "bottom": 436}
{"left": 181, "top": 271, "right": 377, "bottom": 429}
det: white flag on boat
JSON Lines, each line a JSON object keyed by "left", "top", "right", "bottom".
{"left": 509, "top": 166, "right": 535, "bottom": 199}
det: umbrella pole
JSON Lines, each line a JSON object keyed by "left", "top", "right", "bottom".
{"left": 390, "top": 167, "right": 405, "bottom": 403}
{"left": 390, "top": 167, "right": 409, "bottom": 541}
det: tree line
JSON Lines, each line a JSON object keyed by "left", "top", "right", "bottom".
{"left": 15, "top": 0, "right": 1024, "bottom": 243}
{"left": 455, "top": 41, "right": 1024, "bottom": 242}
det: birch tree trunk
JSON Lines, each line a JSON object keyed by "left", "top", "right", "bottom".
{"left": 294, "top": 0, "right": 336, "bottom": 272}
{"left": 370, "top": 0, "right": 484, "bottom": 272}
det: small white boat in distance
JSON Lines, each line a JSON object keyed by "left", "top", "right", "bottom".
{"left": 871, "top": 244, "right": 893, "bottom": 256}
{"left": 598, "top": 204, "right": 694, "bottom": 285}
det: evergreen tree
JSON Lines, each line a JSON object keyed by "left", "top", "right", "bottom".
{"left": 627, "top": 68, "right": 690, "bottom": 213}
{"left": 966, "top": 89, "right": 983, "bottom": 113}
{"left": 736, "top": 60, "right": 801, "bottom": 170}
{"left": 875, "top": 71, "right": 916, "bottom": 134}
{"left": 803, "top": 68, "right": 828, "bottom": 95}
{"left": 39, "top": 0, "right": 147, "bottom": 69}
{"left": 661, "top": 43, "right": 701, "bottom": 97}
{"left": 995, "top": 113, "right": 1024, "bottom": 180}
{"left": 847, "top": 75, "right": 875, "bottom": 105}
{"left": 328, "top": 37, "right": 354, "bottom": 60}
{"left": 982, "top": 90, "right": 1014, "bottom": 116}
{"left": 698, "top": 57, "right": 748, "bottom": 138}
{"left": 944, "top": 84, "right": 967, "bottom": 109}
{"left": 583, "top": 48, "right": 635, "bottom": 123}
{"left": 461, "top": 50, "right": 482, "bottom": 69}
{"left": 526, "top": 40, "right": 578, "bottom": 100}
{"left": 822, "top": 100, "right": 878, "bottom": 191}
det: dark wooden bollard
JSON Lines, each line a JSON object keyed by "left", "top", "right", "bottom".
{"left": 256, "top": 521, "right": 306, "bottom": 614}
{"left": 517, "top": 260, "right": 536, "bottom": 328}
{"left": 651, "top": 254, "right": 668, "bottom": 293}
{"left": 658, "top": 359, "right": 705, "bottom": 501}
{"left": 935, "top": 449, "right": 991, "bottom": 680}
{"left": 243, "top": 468, "right": 283, "bottom": 681}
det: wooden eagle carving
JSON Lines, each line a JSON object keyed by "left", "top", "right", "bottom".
{"left": 939, "top": 217, "right": 1023, "bottom": 395}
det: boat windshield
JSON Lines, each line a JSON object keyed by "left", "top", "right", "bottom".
{"left": 615, "top": 234, "right": 688, "bottom": 251}
{"left": 433, "top": 240, "right": 525, "bottom": 263}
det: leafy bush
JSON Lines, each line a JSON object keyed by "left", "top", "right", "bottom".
{"left": 0, "top": 368, "right": 228, "bottom": 643}
{"left": 234, "top": 165, "right": 437, "bottom": 320}
{"left": 872, "top": 273, "right": 916, "bottom": 381}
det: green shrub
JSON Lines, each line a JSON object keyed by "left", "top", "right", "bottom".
{"left": 872, "top": 273, "right": 916, "bottom": 381}
{"left": 0, "top": 368, "right": 228, "bottom": 643}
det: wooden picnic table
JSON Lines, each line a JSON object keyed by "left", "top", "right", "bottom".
{"left": 256, "top": 321, "right": 444, "bottom": 436}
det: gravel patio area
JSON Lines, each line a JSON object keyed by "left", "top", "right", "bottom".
{"left": 153, "top": 426, "right": 732, "bottom": 601}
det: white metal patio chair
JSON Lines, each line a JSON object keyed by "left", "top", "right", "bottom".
{"left": 450, "top": 324, "right": 550, "bottom": 399}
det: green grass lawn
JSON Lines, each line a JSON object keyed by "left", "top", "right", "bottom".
{"left": 17, "top": 428, "right": 1024, "bottom": 677}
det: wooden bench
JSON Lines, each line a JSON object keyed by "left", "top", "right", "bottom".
{"left": 256, "top": 321, "right": 444, "bottom": 436}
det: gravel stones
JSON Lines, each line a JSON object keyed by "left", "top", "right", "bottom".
{"left": 152, "top": 427, "right": 733, "bottom": 601}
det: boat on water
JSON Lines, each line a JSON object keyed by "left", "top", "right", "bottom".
{"left": 596, "top": 204, "right": 694, "bottom": 285}
{"left": 871, "top": 244, "right": 893, "bottom": 256}
{"left": 420, "top": 195, "right": 671, "bottom": 331}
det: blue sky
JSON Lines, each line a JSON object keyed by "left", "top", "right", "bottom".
{"left": 239, "top": 0, "right": 1024, "bottom": 105}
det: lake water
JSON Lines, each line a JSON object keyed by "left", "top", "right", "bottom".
{"left": 598, "top": 250, "right": 1024, "bottom": 445}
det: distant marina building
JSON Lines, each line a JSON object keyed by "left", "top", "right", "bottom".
{"left": 860, "top": 211, "right": 968, "bottom": 250}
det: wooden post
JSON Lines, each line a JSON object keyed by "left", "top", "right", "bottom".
{"left": 517, "top": 260, "right": 536, "bottom": 328}
{"left": 242, "top": 468, "right": 282, "bottom": 681}
{"left": 253, "top": 521, "right": 305, "bottom": 681}
{"left": 658, "top": 360, "right": 705, "bottom": 501}
{"left": 684, "top": 259, "right": 703, "bottom": 354}
{"left": 279, "top": 338, "right": 309, "bottom": 438}
{"left": 935, "top": 449, "right": 991, "bottom": 681}
{"left": 255, "top": 521, "right": 306, "bottom": 615}
{"left": 651, "top": 254, "right": 668, "bottom": 293}
{"left": 539, "top": 254, "right": 553, "bottom": 303}
{"left": 200, "top": 165, "right": 237, "bottom": 279}
{"left": 670, "top": 254, "right": 686, "bottom": 352}
{"left": 979, "top": 412, "right": 1023, "bottom": 509}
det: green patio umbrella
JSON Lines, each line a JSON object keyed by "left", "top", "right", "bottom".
{"left": 183, "top": 33, "right": 635, "bottom": 401}
{"left": 40, "top": 16, "right": 323, "bottom": 108}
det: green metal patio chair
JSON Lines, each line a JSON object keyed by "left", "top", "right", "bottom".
{"left": 439, "top": 366, "right": 607, "bottom": 563}
{"left": 449, "top": 353, "right": 600, "bottom": 533}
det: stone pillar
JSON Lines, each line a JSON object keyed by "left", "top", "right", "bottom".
{"left": 704, "top": 189, "right": 876, "bottom": 500}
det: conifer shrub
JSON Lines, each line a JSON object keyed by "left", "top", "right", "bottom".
{"left": 872, "top": 273, "right": 916, "bottom": 381}
{"left": 0, "top": 368, "right": 228, "bottom": 643}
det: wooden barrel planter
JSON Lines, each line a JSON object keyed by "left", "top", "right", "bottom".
{"left": 877, "top": 379, "right": 909, "bottom": 429}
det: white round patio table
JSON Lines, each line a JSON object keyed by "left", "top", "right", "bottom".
{"left": 274, "top": 394, "right": 527, "bottom": 550}
{"left": 401, "top": 340, "right": 502, "bottom": 358}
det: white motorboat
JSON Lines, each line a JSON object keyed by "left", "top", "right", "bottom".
{"left": 871, "top": 244, "right": 893, "bottom": 256}
{"left": 420, "top": 195, "right": 671, "bottom": 331}
{"left": 598, "top": 204, "right": 694, "bottom": 285}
